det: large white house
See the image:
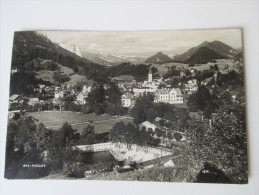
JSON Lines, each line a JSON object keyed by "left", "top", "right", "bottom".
{"left": 154, "top": 88, "right": 183, "bottom": 104}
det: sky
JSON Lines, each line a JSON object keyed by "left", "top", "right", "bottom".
{"left": 39, "top": 29, "right": 242, "bottom": 57}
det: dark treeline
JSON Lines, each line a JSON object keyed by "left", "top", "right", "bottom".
{"left": 105, "top": 62, "right": 158, "bottom": 82}
{"left": 10, "top": 71, "right": 52, "bottom": 96}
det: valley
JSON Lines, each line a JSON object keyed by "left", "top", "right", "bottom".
{"left": 5, "top": 30, "right": 247, "bottom": 183}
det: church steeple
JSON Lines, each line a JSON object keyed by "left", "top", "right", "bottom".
{"left": 148, "top": 66, "right": 152, "bottom": 82}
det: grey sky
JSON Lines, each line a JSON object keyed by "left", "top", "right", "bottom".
{"left": 39, "top": 29, "right": 242, "bottom": 57}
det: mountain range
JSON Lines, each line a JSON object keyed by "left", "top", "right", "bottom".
{"left": 63, "top": 40, "right": 236, "bottom": 66}
{"left": 174, "top": 40, "right": 236, "bottom": 64}
{"left": 81, "top": 52, "right": 146, "bottom": 66}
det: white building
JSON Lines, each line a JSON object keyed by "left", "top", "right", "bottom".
{"left": 154, "top": 88, "right": 183, "bottom": 104}
{"left": 133, "top": 87, "right": 156, "bottom": 96}
{"left": 54, "top": 90, "right": 65, "bottom": 99}
{"left": 140, "top": 121, "right": 158, "bottom": 132}
{"left": 121, "top": 93, "right": 134, "bottom": 107}
{"left": 76, "top": 92, "right": 88, "bottom": 105}
{"left": 28, "top": 98, "right": 40, "bottom": 106}
{"left": 82, "top": 85, "right": 91, "bottom": 93}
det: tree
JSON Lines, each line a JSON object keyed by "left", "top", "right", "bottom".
{"left": 173, "top": 132, "right": 182, "bottom": 141}
{"left": 106, "top": 82, "right": 121, "bottom": 105}
{"left": 109, "top": 121, "right": 126, "bottom": 143}
{"left": 35, "top": 123, "right": 51, "bottom": 150}
{"left": 80, "top": 125, "right": 95, "bottom": 145}
{"left": 109, "top": 121, "right": 153, "bottom": 147}
{"left": 187, "top": 85, "right": 214, "bottom": 115}
{"left": 82, "top": 104, "right": 91, "bottom": 114}
{"left": 131, "top": 93, "right": 154, "bottom": 124}
{"left": 155, "top": 128, "right": 162, "bottom": 137}
{"left": 146, "top": 108, "right": 156, "bottom": 122}
{"left": 60, "top": 122, "right": 77, "bottom": 146}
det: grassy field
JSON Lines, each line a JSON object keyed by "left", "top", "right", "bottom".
{"left": 187, "top": 59, "right": 236, "bottom": 73}
{"left": 58, "top": 64, "right": 74, "bottom": 75}
{"left": 29, "top": 111, "right": 133, "bottom": 134}
{"left": 153, "top": 62, "right": 189, "bottom": 77}
{"left": 65, "top": 74, "right": 93, "bottom": 85}
{"left": 35, "top": 63, "right": 92, "bottom": 85}
{"left": 35, "top": 70, "right": 55, "bottom": 82}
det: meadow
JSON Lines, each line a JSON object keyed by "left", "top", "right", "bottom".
{"left": 29, "top": 111, "right": 133, "bottom": 134}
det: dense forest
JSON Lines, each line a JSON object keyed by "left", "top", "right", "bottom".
{"left": 9, "top": 31, "right": 105, "bottom": 96}
{"left": 104, "top": 62, "right": 158, "bottom": 82}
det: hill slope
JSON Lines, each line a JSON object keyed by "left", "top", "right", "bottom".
{"left": 9, "top": 31, "right": 104, "bottom": 96}
{"left": 12, "top": 31, "right": 103, "bottom": 75}
{"left": 174, "top": 41, "right": 236, "bottom": 64}
{"left": 184, "top": 46, "right": 227, "bottom": 64}
{"left": 145, "top": 52, "right": 172, "bottom": 64}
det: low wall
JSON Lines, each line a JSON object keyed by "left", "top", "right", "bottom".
{"left": 75, "top": 142, "right": 172, "bottom": 157}
{"left": 75, "top": 142, "right": 174, "bottom": 167}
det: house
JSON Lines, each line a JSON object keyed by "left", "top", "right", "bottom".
{"left": 11, "top": 68, "right": 18, "bottom": 75}
{"left": 28, "top": 98, "right": 39, "bottom": 106}
{"left": 180, "top": 71, "right": 185, "bottom": 77}
{"left": 82, "top": 85, "right": 91, "bottom": 93}
{"left": 184, "top": 79, "right": 198, "bottom": 94}
{"left": 76, "top": 92, "right": 88, "bottom": 105}
{"left": 154, "top": 88, "right": 183, "bottom": 104}
{"left": 121, "top": 93, "right": 134, "bottom": 107}
{"left": 9, "top": 94, "right": 21, "bottom": 104}
{"left": 140, "top": 121, "right": 158, "bottom": 132}
{"left": 8, "top": 110, "right": 21, "bottom": 119}
{"left": 54, "top": 90, "right": 65, "bottom": 100}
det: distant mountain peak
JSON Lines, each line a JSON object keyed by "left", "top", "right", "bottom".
{"left": 145, "top": 52, "right": 172, "bottom": 64}
{"left": 58, "top": 43, "right": 83, "bottom": 57}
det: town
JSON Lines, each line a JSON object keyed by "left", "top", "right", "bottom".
{"left": 5, "top": 31, "right": 247, "bottom": 183}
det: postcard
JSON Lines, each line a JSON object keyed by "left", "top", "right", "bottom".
{"left": 5, "top": 29, "right": 248, "bottom": 183}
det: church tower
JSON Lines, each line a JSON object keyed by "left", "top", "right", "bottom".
{"left": 148, "top": 66, "right": 152, "bottom": 82}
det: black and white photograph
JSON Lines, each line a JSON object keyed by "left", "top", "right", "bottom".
{"left": 4, "top": 29, "right": 248, "bottom": 183}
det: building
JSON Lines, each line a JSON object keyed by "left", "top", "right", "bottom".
{"left": 54, "top": 90, "right": 65, "bottom": 100}
{"left": 76, "top": 92, "right": 88, "bottom": 105}
{"left": 121, "top": 93, "right": 134, "bottom": 107}
{"left": 148, "top": 66, "right": 152, "bottom": 83}
{"left": 82, "top": 85, "right": 91, "bottom": 93}
{"left": 140, "top": 121, "right": 158, "bottom": 132}
{"left": 154, "top": 88, "right": 183, "bottom": 104}
{"left": 133, "top": 87, "right": 156, "bottom": 96}
{"left": 9, "top": 94, "right": 21, "bottom": 104}
{"left": 184, "top": 79, "right": 198, "bottom": 94}
{"left": 28, "top": 98, "right": 39, "bottom": 106}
